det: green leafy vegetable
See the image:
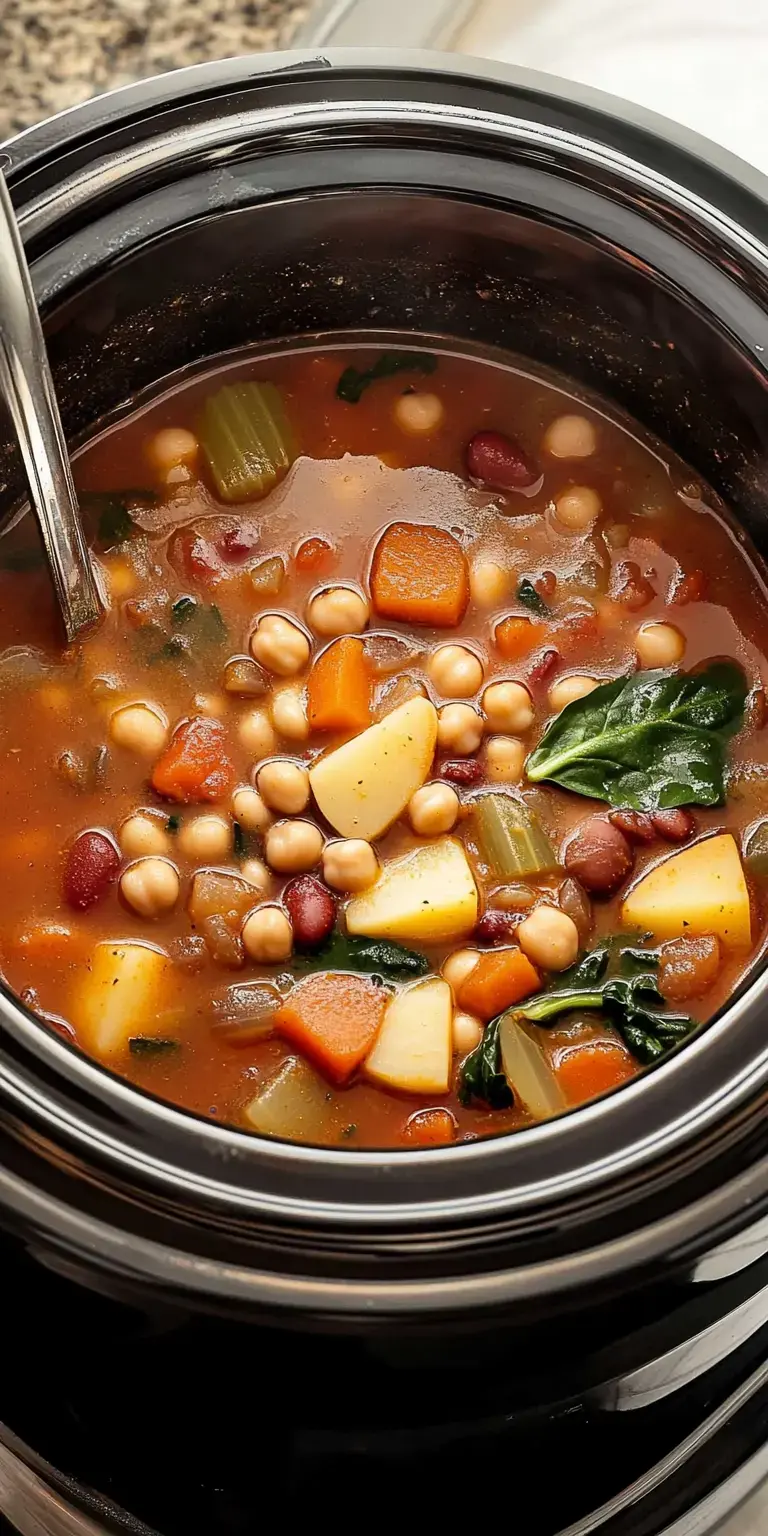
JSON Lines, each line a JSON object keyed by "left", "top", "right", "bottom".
{"left": 198, "top": 382, "right": 296, "bottom": 503}
{"left": 526, "top": 662, "right": 747, "bottom": 810}
{"left": 166, "top": 814, "right": 181, "bottom": 834}
{"left": 336, "top": 351, "right": 437, "bottom": 404}
{"left": 233, "top": 820, "right": 257, "bottom": 863}
{"left": 296, "top": 932, "right": 429, "bottom": 981}
{"left": 458, "top": 1015, "right": 513, "bottom": 1109}
{"left": 128, "top": 1037, "right": 180, "bottom": 1056}
{"left": 80, "top": 489, "right": 157, "bottom": 549}
{"left": 517, "top": 578, "right": 550, "bottom": 617}
{"left": 148, "top": 598, "right": 228, "bottom": 667}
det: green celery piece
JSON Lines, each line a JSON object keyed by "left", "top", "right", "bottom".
{"left": 474, "top": 793, "right": 557, "bottom": 878}
{"left": 198, "top": 382, "right": 296, "bottom": 503}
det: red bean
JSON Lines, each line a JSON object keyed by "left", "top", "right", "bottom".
{"left": 609, "top": 809, "right": 656, "bottom": 844}
{"left": 528, "top": 648, "right": 561, "bottom": 687}
{"left": 63, "top": 830, "right": 120, "bottom": 910}
{"left": 283, "top": 875, "right": 336, "bottom": 951}
{"left": 651, "top": 808, "right": 695, "bottom": 843}
{"left": 217, "top": 525, "right": 258, "bottom": 562}
{"left": 474, "top": 909, "right": 515, "bottom": 945}
{"left": 673, "top": 569, "right": 707, "bottom": 605}
{"left": 466, "top": 430, "right": 540, "bottom": 492}
{"left": 564, "top": 816, "right": 634, "bottom": 896}
{"left": 614, "top": 561, "right": 655, "bottom": 611}
{"left": 440, "top": 757, "right": 484, "bottom": 787}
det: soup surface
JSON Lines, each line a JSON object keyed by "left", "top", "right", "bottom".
{"left": 1, "top": 339, "right": 767, "bottom": 1149}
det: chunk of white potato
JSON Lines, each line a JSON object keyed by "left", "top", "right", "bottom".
{"left": 622, "top": 833, "right": 751, "bottom": 949}
{"left": 346, "top": 836, "right": 478, "bottom": 943}
{"left": 71, "top": 941, "right": 171, "bottom": 1058}
{"left": 309, "top": 696, "right": 437, "bottom": 840}
{"left": 244, "top": 1056, "right": 334, "bottom": 1142}
{"left": 365, "top": 977, "right": 452, "bottom": 1094}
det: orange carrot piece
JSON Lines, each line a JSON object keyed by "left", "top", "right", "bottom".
{"left": 494, "top": 615, "right": 546, "bottom": 661}
{"left": 402, "top": 1108, "right": 457, "bottom": 1146}
{"left": 294, "top": 535, "right": 336, "bottom": 575}
{"left": 371, "top": 521, "right": 469, "bottom": 627}
{"left": 275, "top": 972, "right": 388, "bottom": 1085}
{"left": 308, "top": 636, "right": 372, "bottom": 734}
{"left": 555, "top": 1042, "right": 638, "bottom": 1107}
{"left": 458, "top": 947, "right": 540, "bottom": 1021}
{"left": 151, "top": 716, "right": 236, "bottom": 804}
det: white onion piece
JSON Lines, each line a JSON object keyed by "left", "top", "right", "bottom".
{"left": 499, "top": 1016, "right": 567, "bottom": 1121}
{"left": 245, "top": 1057, "right": 334, "bottom": 1143}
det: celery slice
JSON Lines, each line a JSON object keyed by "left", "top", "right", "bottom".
{"left": 499, "top": 1015, "right": 566, "bottom": 1121}
{"left": 198, "top": 382, "right": 297, "bottom": 503}
{"left": 474, "top": 792, "right": 557, "bottom": 878}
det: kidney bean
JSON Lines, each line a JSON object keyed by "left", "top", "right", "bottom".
{"left": 465, "top": 430, "right": 540, "bottom": 492}
{"left": 474, "top": 909, "right": 515, "bottom": 945}
{"left": 440, "top": 757, "right": 485, "bottom": 787}
{"left": 673, "top": 569, "right": 707, "bottom": 605}
{"left": 609, "top": 809, "right": 656, "bottom": 844}
{"left": 527, "top": 648, "right": 561, "bottom": 688}
{"left": 651, "top": 808, "right": 694, "bottom": 843}
{"left": 564, "top": 816, "right": 634, "bottom": 896}
{"left": 63, "top": 830, "right": 120, "bottom": 910}
{"left": 283, "top": 875, "right": 336, "bottom": 951}
{"left": 217, "top": 525, "right": 258, "bottom": 562}
{"left": 613, "top": 561, "right": 655, "bottom": 611}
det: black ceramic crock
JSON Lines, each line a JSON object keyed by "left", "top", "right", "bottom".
{"left": 2, "top": 49, "right": 768, "bottom": 1535}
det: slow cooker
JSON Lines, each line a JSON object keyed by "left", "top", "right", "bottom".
{"left": 2, "top": 49, "right": 768, "bottom": 1535}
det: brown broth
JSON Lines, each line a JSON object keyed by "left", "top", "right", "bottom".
{"left": 0, "top": 337, "right": 766, "bottom": 1149}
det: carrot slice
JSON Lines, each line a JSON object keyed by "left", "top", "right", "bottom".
{"left": 555, "top": 1042, "right": 638, "bottom": 1107}
{"left": 276, "top": 972, "right": 388, "bottom": 1085}
{"left": 371, "top": 521, "right": 469, "bottom": 627}
{"left": 494, "top": 615, "right": 546, "bottom": 661}
{"left": 151, "top": 716, "right": 236, "bottom": 804}
{"left": 308, "top": 636, "right": 372, "bottom": 734}
{"left": 458, "top": 947, "right": 540, "bottom": 1020}
{"left": 402, "top": 1108, "right": 457, "bottom": 1146}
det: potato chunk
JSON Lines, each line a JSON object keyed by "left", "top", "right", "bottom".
{"left": 346, "top": 836, "right": 478, "bottom": 943}
{"left": 622, "top": 833, "right": 751, "bottom": 949}
{"left": 365, "top": 977, "right": 452, "bottom": 1094}
{"left": 71, "top": 941, "right": 171, "bottom": 1058}
{"left": 309, "top": 696, "right": 437, "bottom": 840}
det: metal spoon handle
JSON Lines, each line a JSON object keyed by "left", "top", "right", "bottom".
{"left": 0, "top": 172, "right": 103, "bottom": 642}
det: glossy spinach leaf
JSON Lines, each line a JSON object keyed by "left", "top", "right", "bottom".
{"left": 458, "top": 1014, "right": 513, "bottom": 1109}
{"left": 296, "top": 932, "right": 429, "bottom": 981}
{"left": 336, "top": 351, "right": 437, "bottom": 404}
{"left": 517, "top": 578, "right": 550, "bottom": 617}
{"left": 526, "top": 662, "right": 746, "bottom": 809}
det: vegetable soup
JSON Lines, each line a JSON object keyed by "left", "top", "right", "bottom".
{"left": 1, "top": 339, "right": 767, "bottom": 1149}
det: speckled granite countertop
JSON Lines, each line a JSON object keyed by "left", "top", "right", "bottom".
{"left": 0, "top": 0, "right": 308, "bottom": 141}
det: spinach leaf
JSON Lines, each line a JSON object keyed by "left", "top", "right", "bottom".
{"left": 80, "top": 489, "right": 157, "bottom": 549}
{"left": 166, "top": 814, "right": 181, "bottom": 833}
{"left": 458, "top": 1015, "right": 514, "bottom": 1109}
{"left": 232, "top": 820, "right": 258, "bottom": 863}
{"left": 129, "top": 1037, "right": 180, "bottom": 1056}
{"left": 336, "top": 351, "right": 437, "bottom": 404}
{"left": 517, "top": 578, "right": 550, "bottom": 617}
{"left": 296, "top": 932, "right": 429, "bottom": 981}
{"left": 148, "top": 598, "right": 228, "bottom": 667}
{"left": 526, "top": 662, "right": 747, "bottom": 810}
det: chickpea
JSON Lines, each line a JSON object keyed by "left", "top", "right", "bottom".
{"left": 442, "top": 948, "right": 479, "bottom": 995}
{"left": 241, "top": 858, "right": 272, "bottom": 894}
{"left": 257, "top": 759, "right": 310, "bottom": 816}
{"left": 306, "top": 586, "right": 370, "bottom": 638}
{"left": 119, "top": 813, "right": 171, "bottom": 860}
{"left": 437, "top": 703, "right": 484, "bottom": 756}
{"left": 109, "top": 703, "right": 168, "bottom": 758}
{"left": 178, "top": 814, "right": 231, "bottom": 863}
{"left": 105, "top": 558, "right": 137, "bottom": 600}
{"left": 237, "top": 707, "right": 276, "bottom": 758}
{"left": 241, "top": 904, "right": 293, "bottom": 963}
{"left": 635, "top": 622, "right": 686, "bottom": 668}
{"left": 120, "top": 857, "right": 180, "bottom": 919}
{"left": 408, "top": 782, "right": 460, "bottom": 836}
{"left": 517, "top": 905, "right": 580, "bottom": 972}
{"left": 250, "top": 614, "right": 310, "bottom": 677}
{"left": 544, "top": 413, "right": 597, "bottom": 459}
{"left": 232, "top": 786, "right": 272, "bottom": 834}
{"left": 469, "top": 559, "right": 509, "bottom": 608}
{"left": 485, "top": 735, "right": 526, "bottom": 783}
{"left": 428, "top": 644, "right": 484, "bottom": 699}
{"left": 270, "top": 684, "right": 309, "bottom": 742}
{"left": 393, "top": 391, "right": 445, "bottom": 435}
{"left": 452, "top": 1011, "right": 484, "bottom": 1055}
{"left": 146, "top": 426, "right": 199, "bottom": 478}
{"left": 548, "top": 675, "right": 598, "bottom": 712}
{"left": 265, "top": 819, "right": 324, "bottom": 874}
{"left": 555, "top": 485, "right": 601, "bottom": 531}
{"left": 322, "top": 838, "right": 379, "bottom": 893}
{"left": 482, "top": 680, "right": 534, "bottom": 733}
{"left": 193, "top": 692, "right": 227, "bottom": 718}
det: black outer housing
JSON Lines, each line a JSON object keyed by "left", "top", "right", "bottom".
{"left": 1, "top": 49, "right": 768, "bottom": 1534}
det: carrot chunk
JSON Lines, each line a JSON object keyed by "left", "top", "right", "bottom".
{"left": 308, "top": 636, "right": 372, "bottom": 734}
{"left": 151, "top": 716, "right": 236, "bottom": 804}
{"left": 371, "top": 521, "right": 469, "bottom": 627}
{"left": 402, "top": 1108, "right": 457, "bottom": 1146}
{"left": 494, "top": 615, "right": 546, "bottom": 661}
{"left": 555, "top": 1042, "right": 638, "bottom": 1107}
{"left": 458, "top": 946, "right": 540, "bottom": 1020}
{"left": 275, "top": 972, "right": 388, "bottom": 1085}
